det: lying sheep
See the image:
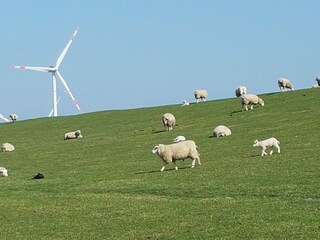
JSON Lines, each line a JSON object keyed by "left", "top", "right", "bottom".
{"left": 1, "top": 142, "right": 15, "bottom": 152}
{"left": 9, "top": 114, "right": 18, "bottom": 123}
{"left": 64, "top": 130, "right": 83, "bottom": 140}
{"left": 278, "top": 78, "right": 294, "bottom": 92}
{"left": 213, "top": 125, "right": 232, "bottom": 137}
{"left": 162, "top": 113, "right": 176, "bottom": 131}
{"left": 194, "top": 90, "right": 208, "bottom": 103}
{"left": 240, "top": 94, "right": 264, "bottom": 111}
{"left": 253, "top": 137, "right": 280, "bottom": 156}
{"left": 235, "top": 86, "right": 247, "bottom": 97}
{"left": 152, "top": 140, "right": 201, "bottom": 171}
{"left": 0, "top": 167, "right": 8, "bottom": 177}
{"left": 173, "top": 135, "right": 186, "bottom": 143}
{"left": 182, "top": 100, "right": 190, "bottom": 106}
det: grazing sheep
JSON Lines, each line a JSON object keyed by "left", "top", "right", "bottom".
{"left": 173, "top": 135, "right": 186, "bottom": 143}
{"left": 235, "top": 86, "right": 247, "bottom": 97}
{"left": 0, "top": 167, "right": 8, "bottom": 177}
{"left": 162, "top": 113, "right": 176, "bottom": 131}
{"left": 182, "top": 100, "right": 190, "bottom": 106}
{"left": 213, "top": 125, "right": 232, "bottom": 137}
{"left": 64, "top": 130, "right": 83, "bottom": 140}
{"left": 1, "top": 142, "right": 15, "bottom": 152}
{"left": 253, "top": 137, "right": 280, "bottom": 156}
{"left": 152, "top": 140, "right": 201, "bottom": 171}
{"left": 316, "top": 76, "right": 320, "bottom": 86}
{"left": 278, "top": 78, "right": 294, "bottom": 92}
{"left": 9, "top": 114, "right": 18, "bottom": 123}
{"left": 240, "top": 94, "right": 264, "bottom": 111}
{"left": 194, "top": 90, "right": 208, "bottom": 103}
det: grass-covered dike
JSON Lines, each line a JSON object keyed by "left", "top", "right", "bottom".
{"left": 0, "top": 89, "right": 319, "bottom": 239}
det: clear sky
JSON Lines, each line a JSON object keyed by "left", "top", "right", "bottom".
{"left": 1, "top": 0, "right": 319, "bottom": 120}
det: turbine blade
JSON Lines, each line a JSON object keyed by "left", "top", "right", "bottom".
{"left": 0, "top": 114, "right": 10, "bottom": 122}
{"left": 55, "top": 27, "right": 79, "bottom": 69}
{"left": 13, "top": 65, "right": 54, "bottom": 72}
{"left": 56, "top": 71, "right": 82, "bottom": 113}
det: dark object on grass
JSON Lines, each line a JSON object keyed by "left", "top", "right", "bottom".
{"left": 32, "top": 172, "right": 44, "bottom": 179}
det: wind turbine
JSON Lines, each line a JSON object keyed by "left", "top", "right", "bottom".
{"left": 14, "top": 27, "right": 82, "bottom": 117}
{"left": 0, "top": 114, "right": 10, "bottom": 122}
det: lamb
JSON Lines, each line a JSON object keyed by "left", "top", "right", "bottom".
{"left": 0, "top": 167, "right": 8, "bottom": 177}
{"left": 64, "top": 130, "right": 83, "bottom": 140}
{"left": 194, "top": 90, "right": 208, "bottom": 103}
{"left": 9, "top": 114, "right": 18, "bottom": 123}
{"left": 240, "top": 94, "right": 264, "bottom": 111}
{"left": 213, "top": 125, "right": 231, "bottom": 137}
{"left": 151, "top": 140, "right": 201, "bottom": 171}
{"left": 162, "top": 113, "right": 176, "bottom": 131}
{"left": 182, "top": 100, "right": 190, "bottom": 106}
{"left": 253, "top": 137, "right": 280, "bottom": 156}
{"left": 278, "top": 78, "right": 294, "bottom": 92}
{"left": 235, "top": 86, "right": 247, "bottom": 97}
{"left": 173, "top": 135, "right": 186, "bottom": 143}
{"left": 1, "top": 142, "right": 15, "bottom": 152}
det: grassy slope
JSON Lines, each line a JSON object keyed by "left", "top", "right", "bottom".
{"left": 0, "top": 89, "right": 319, "bottom": 239}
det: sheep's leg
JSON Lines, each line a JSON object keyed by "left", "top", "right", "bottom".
{"left": 269, "top": 149, "right": 274, "bottom": 155}
{"left": 261, "top": 147, "right": 267, "bottom": 156}
{"left": 191, "top": 159, "right": 196, "bottom": 168}
{"left": 197, "top": 157, "right": 201, "bottom": 165}
{"left": 160, "top": 165, "right": 166, "bottom": 172}
{"left": 250, "top": 105, "right": 253, "bottom": 110}
{"left": 245, "top": 105, "right": 248, "bottom": 111}
{"left": 276, "top": 145, "right": 280, "bottom": 153}
{"left": 173, "top": 160, "right": 178, "bottom": 170}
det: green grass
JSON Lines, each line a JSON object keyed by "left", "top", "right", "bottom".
{"left": 0, "top": 89, "right": 319, "bottom": 239}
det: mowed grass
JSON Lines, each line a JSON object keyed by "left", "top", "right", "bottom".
{"left": 0, "top": 89, "right": 319, "bottom": 239}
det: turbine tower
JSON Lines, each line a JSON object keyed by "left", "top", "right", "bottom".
{"left": 14, "top": 27, "right": 82, "bottom": 117}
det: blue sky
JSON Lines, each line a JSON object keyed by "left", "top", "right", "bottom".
{"left": 1, "top": 0, "right": 319, "bottom": 120}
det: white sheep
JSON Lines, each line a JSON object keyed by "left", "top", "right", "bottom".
{"left": 64, "top": 130, "right": 83, "bottom": 140}
{"left": 1, "top": 142, "right": 15, "bottom": 152}
{"left": 278, "top": 78, "right": 294, "bottom": 92}
{"left": 173, "top": 135, "right": 186, "bottom": 143}
{"left": 213, "top": 125, "right": 232, "bottom": 137}
{"left": 235, "top": 86, "right": 247, "bottom": 97}
{"left": 316, "top": 76, "right": 320, "bottom": 86}
{"left": 182, "top": 100, "right": 190, "bottom": 106}
{"left": 9, "top": 114, "right": 18, "bottom": 123}
{"left": 240, "top": 94, "right": 264, "bottom": 111}
{"left": 194, "top": 90, "right": 208, "bottom": 103}
{"left": 253, "top": 137, "right": 280, "bottom": 156}
{"left": 152, "top": 140, "right": 201, "bottom": 172}
{"left": 0, "top": 167, "right": 8, "bottom": 177}
{"left": 162, "top": 113, "right": 176, "bottom": 131}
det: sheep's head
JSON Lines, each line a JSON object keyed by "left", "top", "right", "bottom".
{"left": 75, "top": 130, "right": 83, "bottom": 138}
{"left": 0, "top": 169, "right": 8, "bottom": 177}
{"left": 253, "top": 140, "right": 259, "bottom": 147}
{"left": 152, "top": 145, "right": 160, "bottom": 154}
{"left": 259, "top": 99, "right": 265, "bottom": 106}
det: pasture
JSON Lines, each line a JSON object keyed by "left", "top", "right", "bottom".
{"left": 0, "top": 88, "right": 319, "bottom": 239}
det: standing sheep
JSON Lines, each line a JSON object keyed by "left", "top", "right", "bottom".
{"left": 162, "top": 113, "right": 176, "bottom": 131}
{"left": 9, "top": 114, "right": 18, "bottom": 123}
{"left": 152, "top": 140, "right": 201, "bottom": 171}
{"left": 64, "top": 130, "right": 83, "bottom": 140}
{"left": 213, "top": 125, "right": 232, "bottom": 137}
{"left": 0, "top": 167, "right": 8, "bottom": 177}
{"left": 240, "top": 94, "right": 264, "bottom": 111}
{"left": 235, "top": 86, "right": 247, "bottom": 97}
{"left": 194, "top": 90, "right": 208, "bottom": 103}
{"left": 278, "top": 78, "right": 294, "bottom": 92}
{"left": 253, "top": 137, "right": 280, "bottom": 156}
{"left": 1, "top": 142, "right": 15, "bottom": 152}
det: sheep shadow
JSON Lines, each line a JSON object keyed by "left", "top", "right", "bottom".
{"left": 229, "top": 109, "right": 243, "bottom": 115}
{"left": 151, "top": 129, "right": 167, "bottom": 134}
{"left": 135, "top": 166, "right": 191, "bottom": 174}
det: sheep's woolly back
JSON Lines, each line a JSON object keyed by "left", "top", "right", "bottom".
{"left": 194, "top": 90, "right": 208, "bottom": 99}
{"left": 213, "top": 125, "right": 232, "bottom": 137}
{"left": 162, "top": 113, "right": 176, "bottom": 131}
{"left": 241, "top": 94, "right": 264, "bottom": 105}
{"left": 154, "top": 140, "right": 199, "bottom": 164}
{"left": 1, "top": 142, "right": 15, "bottom": 152}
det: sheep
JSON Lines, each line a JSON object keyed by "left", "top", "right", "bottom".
{"left": 316, "top": 76, "right": 320, "bottom": 86}
{"left": 240, "top": 94, "right": 264, "bottom": 111}
{"left": 9, "top": 114, "right": 18, "bottom": 123}
{"left": 278, "top": 78, "right": 294, "bottom": 92}
{"left": 0, "top": 167, "right": 8, "bottom": 177}
{"left": 151, "top": 140, "right": 201, "bottom": 172}
{"left": 173, "top": 135, "right": 186, "bottom": 143}
{"left": 213, "top": 125, "right": 231, "bottom": 137}
{"left": 1, "top": 142, "right": 15, "bottom": 152}
{"left": 194, "top": 90, "right": 208, "bottom": 103}
{"left": 253, "top": 137, "right": 280, "bottom": 156}
{"left": 235, "top": 86, "right": 247, "bottom": 97}
{"left": 64, "top": 130, "right": 83, "bottom": 140}
{"left": 182, "top": 100, "right": 190, "bottom": 106}
{"left": 162, "top": 113, "right": 176, "bottom": 131}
